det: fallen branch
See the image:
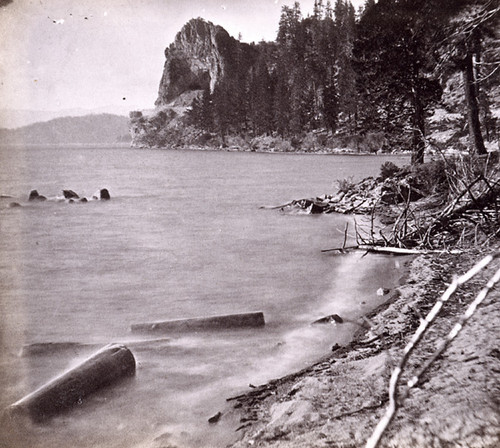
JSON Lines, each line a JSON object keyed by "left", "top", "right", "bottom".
{"left": 406, "top": 263, "right": 500, "bottom": 390}
{"left": 321, "top": 245, "right": 461, "bottom": 256}
{"left": 259, "top": 201, "right": 295, "bottom": 210}
{"left": 342, "top": 222, "right": 349, "bottom": 250}
{"left": 331, "top": 398, "right": 388, "bottom": 421}
{"left": 365, "top": 251, "right": 500, "bottom": 448}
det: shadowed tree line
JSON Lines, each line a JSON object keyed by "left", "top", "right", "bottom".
{"left": 187, "top": 0, "right": 499, "bottom": 164}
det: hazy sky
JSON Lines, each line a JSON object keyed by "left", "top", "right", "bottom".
{"left": 0, "top": 0, "right": 365, "bottom": 113}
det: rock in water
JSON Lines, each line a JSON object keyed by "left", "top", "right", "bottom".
{"left": 313, "top": 314, "right": 344, "bottom": 325}
{"left": 208, "top": 411, "right": 222, "bottom": 424}
{"left": 28, "top": 190, "right": 46, "bottom": 201}
{"left": 9, "top": 343, "right": 135, "bottom": 421}
{"left": 92, "top": 189, "right": 111, "bottom": 200}
{"left": 99, "top": 188, "right": 110, "bottom": 200}
{"left": 376, "top": 288, "right": 391, "bottom": 296}
{"left": 62, "top": 190, "right": 79, "bottom": 199}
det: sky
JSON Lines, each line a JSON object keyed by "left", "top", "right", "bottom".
{"left": 0, "top": 0, "right": 365, "bottom": 114}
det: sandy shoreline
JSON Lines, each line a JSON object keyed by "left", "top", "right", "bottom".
{"left": 3, "top": 248, "right": 498, "bottom": 448}
{"left": 218, "top": 248, "right": 500, "bottom": 448}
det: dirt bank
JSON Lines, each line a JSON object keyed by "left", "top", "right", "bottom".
{"left": 222, "top": 248, "right": 500, "bottom": 447}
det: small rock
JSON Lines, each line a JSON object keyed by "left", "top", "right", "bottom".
{"left": 63, "top": 190, "right": 79, "bottom": 199}
{"left": 99, "top": 188, "right": 111, "bottom": 200}
{"left": 313, "top": 314, "right": 343, "bottom": 325}
{"left": 208, "top": 412, "right": 222, "bottom": 424}
{"left": 28, "top": 190, "right": 46, "bottom": 201}
{"left": 377, "top": 288, "right": 390, "bottom": 296}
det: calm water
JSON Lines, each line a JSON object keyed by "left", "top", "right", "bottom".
{"left": 0, "top": 147, "right": 408, "bottom": 448}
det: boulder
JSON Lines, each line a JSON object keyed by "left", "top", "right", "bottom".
{"left": 63, "top": 190, "right": 79, "bottom": 199}
{"left": 99, "top": 188, "right": 111, "bottom": 200}
{"left": 92, "top": 189, "right": 111, "bottom": 200}
{"left": 28, "top": 190, "right": 46, "bottom": 201}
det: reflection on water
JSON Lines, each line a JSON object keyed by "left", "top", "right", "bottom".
{"left": 0, "top": 147, "right": 408, "bottom": 447}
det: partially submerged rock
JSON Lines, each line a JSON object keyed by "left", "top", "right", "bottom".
{"left": 312, "top": 314, "right": 344, "bottom": 325}
{"left": 28, "top": 190, "right": 46, "bottom": 202}
{"left": 23, "top": 189, "right": 111, "bottom": 205}
{"left": 98, "top": 188, "right": 111, "bottom": 200}
{"left": 62, "top": 189, "right": 79, "bottom": 199}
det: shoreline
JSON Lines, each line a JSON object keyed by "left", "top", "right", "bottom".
{"left": 133, "top": 251, "right": 411, "bottom": 448}
{"left": 130, "top": 144, "right": 410, "bottom": 157}
{"left": 221, "top": 248, "right": 500, "bottom": 447}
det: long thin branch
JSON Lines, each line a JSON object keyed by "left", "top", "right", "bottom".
{"left": 365, "top": 252, "right": 500, "bottom": 448}
{"left": 407, "top": 264, "right": 500, "bottom": 390}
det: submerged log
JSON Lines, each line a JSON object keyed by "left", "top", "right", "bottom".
{"left": 131, "top": 312, "right": 265, "bottom": 334}
{"left": 20, "top": 342, "right": 98, "bottom": 357}
{"left": 9, "top": 343, "right": 135, "bottom": 421}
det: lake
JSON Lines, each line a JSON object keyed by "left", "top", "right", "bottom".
{"left": 0, "top": 146, "right": 409, "bottom": 448}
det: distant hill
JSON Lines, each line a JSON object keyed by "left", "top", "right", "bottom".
{"left": 0, "top": 105, "right": 139, "bottom": 129}
{"left": 0, "top": 113, "right": 131, "bottom": 145}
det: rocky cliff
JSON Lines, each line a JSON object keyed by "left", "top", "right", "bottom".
{"left": 130, "top": 18, "right": 257, "bottom": 148}
{"left": 156, "top": 18, "right": 244, "bottom": 106}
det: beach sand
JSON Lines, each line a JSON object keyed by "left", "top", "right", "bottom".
{"left": 221, "top": 249, "right": 500, "bottom": 447}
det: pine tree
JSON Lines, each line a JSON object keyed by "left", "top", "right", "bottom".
{"left": 335, "top": 1, "right": 357, "bottom": 131}
{"left": 354, "top": 0, "right": 443, "bottom": 164}
{"left": 440, "top": 0, "right": 499, "bottom": 155}
{"left": 248, "top": 48, "right": 274, "bottom": 135}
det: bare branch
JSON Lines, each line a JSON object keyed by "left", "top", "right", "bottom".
{"left": 407, "top": 264, "right": 500, "bottom": 390}
{"left": 365, "top": 251, "right": 500, "bottom": 448}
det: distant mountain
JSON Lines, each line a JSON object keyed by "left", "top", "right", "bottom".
{"left": 0, "top": 113, "right": 131, "bottom": 145}
{"left": 0, "top": 105, "right": 137, "bottom": 129}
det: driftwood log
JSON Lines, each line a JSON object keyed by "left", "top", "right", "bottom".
{"left": 9, "top": 343, "right": 135, "bottom": 421}
{"left": 131, "top": 312, "right": 265, "bottom": 334}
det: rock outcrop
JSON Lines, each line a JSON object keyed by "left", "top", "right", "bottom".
{"left": 130, "top": 18, "right": 257, "bottom": 148}
{"left": 156, "top": 18, "right": 254, "bottom": 107}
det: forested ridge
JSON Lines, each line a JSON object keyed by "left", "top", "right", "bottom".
{"left": 131, "top": 0, "right": 499, "bottom": 161}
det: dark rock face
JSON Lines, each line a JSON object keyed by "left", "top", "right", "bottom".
{"left": 28, "top": 190, "right": 46, "bottom": 201}
{"left": 63, "top": 190, "right": 79, "bottom": 199}
{"left": 155, "top": 18, "right": 255, "bottom": 107}
{"left": 99, "top": 189, "right": 111, "bottom": 200}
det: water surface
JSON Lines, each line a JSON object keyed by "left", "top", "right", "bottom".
{"left": 0, "top": 147, "right": 409, "bottom": 447}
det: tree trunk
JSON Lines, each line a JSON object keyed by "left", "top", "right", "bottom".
{"left": 411, "top": 87, "right": 425, "bottom": 165}
{"left": 463, "top": 51, "right": 487, "bottom": 155}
